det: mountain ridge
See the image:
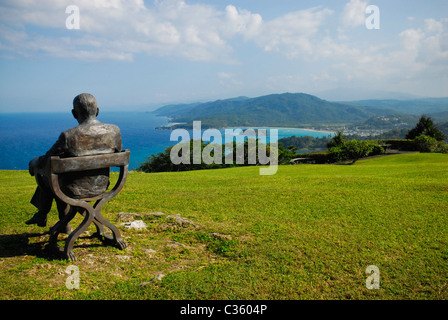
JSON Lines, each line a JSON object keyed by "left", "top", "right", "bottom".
{"left": 152, "top": 92, "right": 448, "bottom": 129}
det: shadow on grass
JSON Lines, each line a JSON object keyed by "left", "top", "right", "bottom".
{"left": 0, "top": 232, "right": 104, "bottom": 261}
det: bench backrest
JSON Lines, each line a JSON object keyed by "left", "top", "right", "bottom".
{"left": 50, "top": 149, "right": 130, "bottom": 173}
{"left": 45, "top": 149, "right": 130, "bottom": 204}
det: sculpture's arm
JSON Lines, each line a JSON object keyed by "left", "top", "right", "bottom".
{"left": 29, "top": 133, "right": 68, "bottom": 176}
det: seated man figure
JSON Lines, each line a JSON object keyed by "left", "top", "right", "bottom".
{"left": 26, "top": 93, "right": 122, "bottom": 228}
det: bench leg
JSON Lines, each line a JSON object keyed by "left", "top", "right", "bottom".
{"left": 64, "top": 208, "right": 94, "bottom": 261}
{"left": 56, "top": 199, "right": 72, "bottom": 234}
{"left": 91, "top": 218, "right": 113, "bottom": 240}
{"left": 49, "top": 206, "right": 77, "bottom": 251}
{"left": 77, "top": 209, "right": 112, "bottom": 242}
{"left": 94, "top": 211, "right": 127, "bottom": 250}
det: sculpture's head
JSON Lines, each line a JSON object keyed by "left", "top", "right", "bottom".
{"left": 72, "top": 93, "right": 99, "bottom": 123}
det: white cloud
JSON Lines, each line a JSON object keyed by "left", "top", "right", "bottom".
{"left": 0, "top": 0, "right": 399, "bottom": 68}
{"left": 0, "top": 0, "right": 447, "bottom": 98}
{"left": 341, "top": 0, "right": 369, "bottom": 28}
{"left": 222, "top": 5, "right": 262, "bottom": 39}
{"left": 0, "top": 1, "right": 336, "bottom": 63}
{"left": 396, "top": 19, "right": 448, "bottom": 69}
{"left": 425, "top": 18, "right": 444, "bottom": 33}
{"left": 324, "top": 17, "right": 448, "bottom": 95}
{"left": 419, "top": 18, "right": 448, "bottom": 67}
{"left": 260, "top": 12, "right": 448, "bottom": 97}
{"left": 253, "top": 7, "right": 333, "bottom": 58}
{"left": 0, "top": 0, "right": 262, "bottom": 63}
{"left": 400, "top": 28, "right": 425, "bottom": 51}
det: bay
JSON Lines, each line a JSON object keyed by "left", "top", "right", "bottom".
{"left": 0, "top": 112, "right": 332, "bottom": 170}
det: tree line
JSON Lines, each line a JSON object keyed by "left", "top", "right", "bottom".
{"left": 138, "top": 139, "right": 298, "bottom": 173}
{"left": 137, "top": 115, "right": 447, "bottom": 172}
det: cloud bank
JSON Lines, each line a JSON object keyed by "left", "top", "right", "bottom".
{"left": 0, "top": 0, "right": 447, "bottom": 97}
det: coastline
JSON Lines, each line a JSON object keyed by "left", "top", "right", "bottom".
{"left": 226, "top": 126, "right": 334, "bottom": 135}
{"left": 156, "top": 123, "right": 334, "bottom": 135}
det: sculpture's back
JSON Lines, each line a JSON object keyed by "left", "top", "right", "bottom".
{"left": 59, "top": 121, "right": 122, "bottom": 199}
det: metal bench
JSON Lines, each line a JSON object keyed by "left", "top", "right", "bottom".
{"left": 35, "top": 149, "right": 130, "bottom": 261}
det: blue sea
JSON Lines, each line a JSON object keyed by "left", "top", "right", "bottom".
{"left": 0, "top": 112, "right": 332, "bottom": 170}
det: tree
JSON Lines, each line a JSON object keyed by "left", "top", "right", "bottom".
{"left": 278, "top": 143, "right": 299, "bottom": 165}
{"left": 406, "top": 115, "right": 446, "bottom": 141}
{"left": 326, "top": 131, "right": 347, "bottom": 149}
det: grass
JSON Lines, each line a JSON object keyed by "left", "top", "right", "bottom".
{"left": 0, "top": 153, "right": 447, "bottom": 299}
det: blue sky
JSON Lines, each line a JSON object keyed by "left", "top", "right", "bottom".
{"left": 0, "top": 0, "right": 447, "bottom": 112}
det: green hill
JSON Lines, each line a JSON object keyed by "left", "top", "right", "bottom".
{"left": 154, "top": 93, "right": 380, "bottom": 128}
{"left": 153, "top": 93, "right": 448, "bottom": 129}
{"left": 1, "top": 153, "right": 447, "bottom": 300}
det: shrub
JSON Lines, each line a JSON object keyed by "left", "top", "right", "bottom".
{"left": 344, "top": 140, "right": 375, "bottom": 159}
{"left": 328, "top": 140, "right": 384, "bottom": 162}
{"left": 438, "top": 144, "right": 448, "bottom": 153}
{"left": 413, "top": 135, "right": 448, "bottom": 153}
{"left": 371, "top": 143, "right": 385, "bottom": 156}
{"left": 413, "top": 135, "right": 438, "bottom": 152}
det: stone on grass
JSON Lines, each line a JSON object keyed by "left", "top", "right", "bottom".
{"left": 116, "top": 212, "right": 142, "bottom": 222}
{"left": 210, "top": 232, "right": 233, "bottom": 240}
{"left": 166, "top": 214, "right": 198, "bottom": 228}
{"left": 119, "top": 219, "right": 148, "bottom": 230}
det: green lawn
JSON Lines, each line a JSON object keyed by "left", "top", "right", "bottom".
{"left": 0, "top": 153, "right": 447, "bottom": 299}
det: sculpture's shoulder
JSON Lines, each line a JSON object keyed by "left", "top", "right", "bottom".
{"left": 63, "top": 120, "right": 122, "bottom": 156}
{"left": 65, "top": 121, "right": 121, "bottom": 137}
{"left": 92, "top": 121, "right": 121, "bottom": 133}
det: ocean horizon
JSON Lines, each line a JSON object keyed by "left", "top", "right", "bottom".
{"left": 0, "top": 111, "right": 333, "bottom": 170}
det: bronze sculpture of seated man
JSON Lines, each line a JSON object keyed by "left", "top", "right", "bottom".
{"left": 26, "top": 93, "right": 122, "bottom": 230}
